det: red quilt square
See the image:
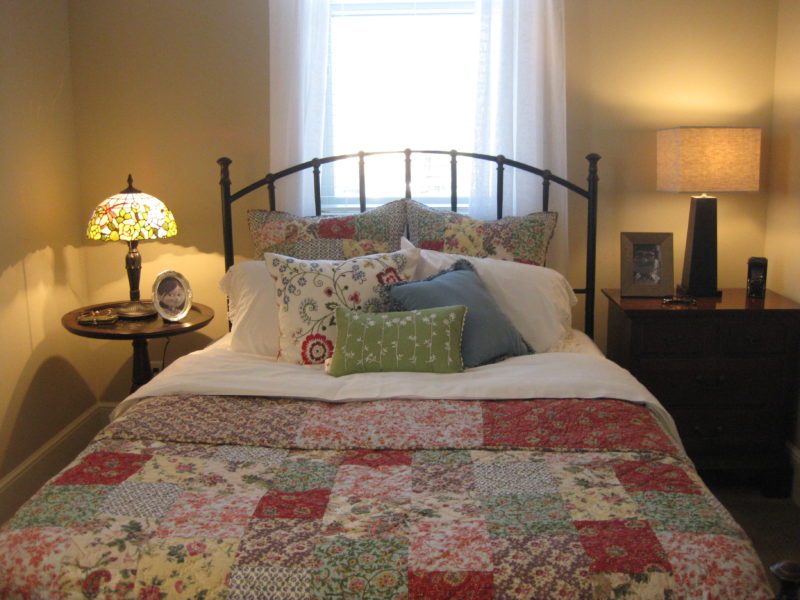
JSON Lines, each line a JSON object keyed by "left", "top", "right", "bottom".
{"left": 613, "top": 460, "right": 700, "bottom": 494}
{"left": 254, "top": 488, "right": 330, "bottom": 520}
{"left": 52, "top": 451, "right": 151, "bottom": 486}
{"left": 482, "top": 399, "right": 677, "bottom": 453}
{"left": 319, "top": 216, "right": 356, "bottom": 239}
{"left": 342, "top": 449, "right": 413, "bottom": 468}
{"left": 573, "top": 519, "right": 672, "bottom": 573}
{"left": 408, "top": 571, "right": 493, "bottom": 600}
{"left": 419, "top": 240, "right": 445, "bottom": 251}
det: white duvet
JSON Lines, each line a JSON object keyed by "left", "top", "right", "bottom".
{"left": 113, "top": 332, "right": 682, "bottom": 447}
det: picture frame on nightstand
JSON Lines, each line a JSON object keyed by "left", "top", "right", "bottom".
{"left": 620, "top": 232, "right": 674, "bottom": 297}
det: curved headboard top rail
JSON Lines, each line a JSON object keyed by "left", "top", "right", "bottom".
{"left": 217, "top": 149, "right": 600, "bottom": 337}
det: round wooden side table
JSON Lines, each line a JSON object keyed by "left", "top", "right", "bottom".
{"left": 62, "top": 300, "right": 214, "bottom": 392}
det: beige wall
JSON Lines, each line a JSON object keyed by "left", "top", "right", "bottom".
{"left": 0, "top": 0, "right": 94, "bottom": 480}
{"left": 68, "top": 0, "right": 270, "bottom": 401}
{"left": 566, "top": 0, "right": 778, "bottom": 349}
{"left": 765, "top": 0, "right": 800, "bottom": 302}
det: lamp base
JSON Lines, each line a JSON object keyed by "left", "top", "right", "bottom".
{"left": 681, "top": 195, "right": 720, "bottom": 297}
{"left": 116, "top": 300, "right": 157, "bottom": 319}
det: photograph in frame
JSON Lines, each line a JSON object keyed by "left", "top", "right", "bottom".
{"left": 152, "top": 270, "right": 193, "bottom": 321}
{"left": 620, "top": 232, "right": 674, "bottom": 297}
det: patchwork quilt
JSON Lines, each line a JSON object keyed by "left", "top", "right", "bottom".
{"left": 0, "top": 395, "right": 772, "bottom": 599}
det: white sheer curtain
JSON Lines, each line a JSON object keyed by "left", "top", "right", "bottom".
{"left": 472, "top": 0, "right": 568, "bottom": 273}
{"left": 268, "top": 0, "right": 568, "bottom": 271}
{"left": 268, "top": 0, "right": 331, "bottom": 215}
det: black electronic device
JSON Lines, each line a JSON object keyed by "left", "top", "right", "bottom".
{"left": 747, "top": 257, "right": 768, "bottom": 299}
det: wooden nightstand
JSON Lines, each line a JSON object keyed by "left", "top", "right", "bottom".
{"left": 603, "top": 288, "right": 800, "bottom": 496}
{"left": 63, "top": 300, "right": 214, "bottom": 393}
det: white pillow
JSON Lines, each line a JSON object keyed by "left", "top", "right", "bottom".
{"left": 219, "top": 261, "right": 279, "bottom": 357}
{"left": 401, "top": 237, "right": 576, "bottom": 353}
{"left": 265, "top": 249, "right": 420, "bottom": 365}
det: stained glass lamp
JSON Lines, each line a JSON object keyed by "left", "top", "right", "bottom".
{"left": 87, "top": 175, "right": 177, "bottom": 318}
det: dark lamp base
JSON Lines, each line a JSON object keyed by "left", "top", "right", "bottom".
{"left": 677, "top": 285, "right": 722, "bottom": 298}
{"left": 116, "top": 300, "right": 157, "bottom": 319}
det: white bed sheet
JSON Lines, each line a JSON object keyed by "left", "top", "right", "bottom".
{"left": 112, "top": 330, "right": 682, "bottom": 446}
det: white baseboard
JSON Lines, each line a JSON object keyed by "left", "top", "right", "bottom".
{"left": 0, "top": 403, "right": 111, "bottom": 525}
{"left": 790, "top": 442, "right": 800, "bottom": 508}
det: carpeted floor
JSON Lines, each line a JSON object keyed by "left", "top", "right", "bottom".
{"left": 706, "top": 475, "right": 800, "bottom": 594}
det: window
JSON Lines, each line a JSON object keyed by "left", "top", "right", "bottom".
{"left": 322, "top": 0, "right": 479, "bottom": 212}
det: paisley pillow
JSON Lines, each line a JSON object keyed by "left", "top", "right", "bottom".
{"left": 248, "top": 199, "right": 407, "bottom": 260}
{"left": 405, "top": 199, "right": 557, "bottom": 266}
{"left": 265, "top": 249, "right": 419, "bottom": 365}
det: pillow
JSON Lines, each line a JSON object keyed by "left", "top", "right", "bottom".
{"left": 219, "top": 261, "right": 279, "bottom": 357}
{"left": 327, "top": 305, "right": 466, "bottom": 376}
{"left": 401, "top": 237, "right": 576, "bottom": 353}
{"left": 248, "top": 199, "right": 406, "bottom": 260}
{"left": 405, "top": 198, "right": 557, "bottom": 266}
{"left": 265, "top": 248, "right": 419, "bottom": 365}
{"left": 386, "top": 260, "right": 530, "bottom": 368}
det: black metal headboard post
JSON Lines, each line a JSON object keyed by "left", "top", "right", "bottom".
{"left": 217, "top": 150, "right": 600, "bottom": 337}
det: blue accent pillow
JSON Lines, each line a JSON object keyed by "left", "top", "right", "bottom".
{"left": 386, "top": 260, "right": 531, "bottom": 367}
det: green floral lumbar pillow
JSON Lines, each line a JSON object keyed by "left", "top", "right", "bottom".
{"left": 327, "top": 305, "right": 466, "bottom": 376}
{"left": 265, "top": 249, "right": 419, "bottom": 365}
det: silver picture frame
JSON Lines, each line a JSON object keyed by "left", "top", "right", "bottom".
{"left": 152, "top": 270, "right": 193, "bottom": 321}
{"left": 620, "top": 232, "right": 674, "bottom": 297}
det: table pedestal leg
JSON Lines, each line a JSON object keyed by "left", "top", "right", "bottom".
{"left": 131, "top": 338, "right": 153, "bottom": 392}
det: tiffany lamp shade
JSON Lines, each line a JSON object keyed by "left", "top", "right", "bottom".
{"left": 86, "top": 175, "right": 177, "bottom": 318}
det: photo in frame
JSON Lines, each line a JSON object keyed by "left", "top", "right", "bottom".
{"left": 620, "top": 232, "right": 674, "bottom": 297}
{"left": 152, "top": 270, "right": 193, "bottom": 321}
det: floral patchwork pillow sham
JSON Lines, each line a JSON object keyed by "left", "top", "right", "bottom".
{"left": 265, "top": 248, "right": 419, "bottom": 365}
{"left": 327, "top": 305, "right": 466, "bottom": 376}
{"left": 248, "top": 199, "right": 406, "bottom": 260}
{"left": 405, "top": 199, "right": 557, "bottom": 266}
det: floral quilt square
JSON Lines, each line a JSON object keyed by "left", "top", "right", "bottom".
{"left": 156, "top": 490, "right": 262, "bottom": 539}
{"left": 492, "top": 534, "right": 592, "bottom": 599}
{"left": 560, "top": 485, "right": 639, "bottom": 521}
{"left": 412, "top": 463, "right": 475, "bottom": 495}
{"left": 267, "top": 457, "right": 338, "bottom": 492}
{"left": 410, "top": 493, "right": 483, "bottom": 522}
{"left": 408, "top": 570, "right": 494, "bottom": 600}
{"left": 323, "top": 495, "right": 411, "bottom": 540}
{"left": 473, "top": 460, "right": 557, "bottom": 495}
{"left": 0, "top": 527, "right": 74, "bottom": 594}
{"left": 332, "top": 464, "right": 412, "bottom": 503}
{"left": 573, "top": 518, "right": 672, "bottom": 573}
{"left": 635, "top": 491, "right": 743, "bottom": 536}
{"left": 311, "top": 537, "right": 408, "bottom": 599}
{"left": 409, "top": 520, "right": 493, "bottom": 571}
{"left": 52, "top": 451, "right": 151, "bottom": 486}
{"left": 613, "top": 460, "right": 701, "bottom": 495}
{"left": 481, "top": 399, "right": 677, "bottom": 453}
{"left": 657, "top": 531, "right": 772, "bottom": 600}
{"left": 342, "top": 449, "right": 413, "bottom": 468}
{"left": 228, "top": 565, "right": 312, "bottom": 600}
{"left": 481, "top": 493, "right": 574, "bottom": 537}
{"left": 135, "top": 537, "right": 239, "bottom": 600}
{"left": 7, "top": 485, "right": 111, "bottom": 529}
{"left": 236, "top": 518, "right": 324, "bottom": 568}
{"left": 298, "top": 399, "right": 483, "bottom": 450}
{"left": 414, "top": 449, "right": 472, "bottom": 465}
{"left": 254, "top": 488, "right": 331, "bottom": 519}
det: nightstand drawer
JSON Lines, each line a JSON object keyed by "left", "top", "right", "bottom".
{"left": 717, "top": 319, "right": 788, "bottom": 355}
{"left": 671, "top": 407, "right": 782, "bottom": 449}
{"left": 637, "top": 355, "right": 785, "bottom": 408}
{"left": 634, "top": 319, "right": 712, "bottom": 355}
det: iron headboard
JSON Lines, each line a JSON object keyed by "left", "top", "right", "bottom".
{"left": 217, "top": 149, "right": 600, "bottom": 337}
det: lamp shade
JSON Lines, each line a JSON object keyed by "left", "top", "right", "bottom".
{"left": 656, "top": 127, "right": 761, "bottom": 193}
{"left": 87, "top": 175, "right": 177, "bottom": 242}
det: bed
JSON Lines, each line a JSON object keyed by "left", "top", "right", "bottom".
{"left": 1, "top": 150, "right": 795, "bottom": 599}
